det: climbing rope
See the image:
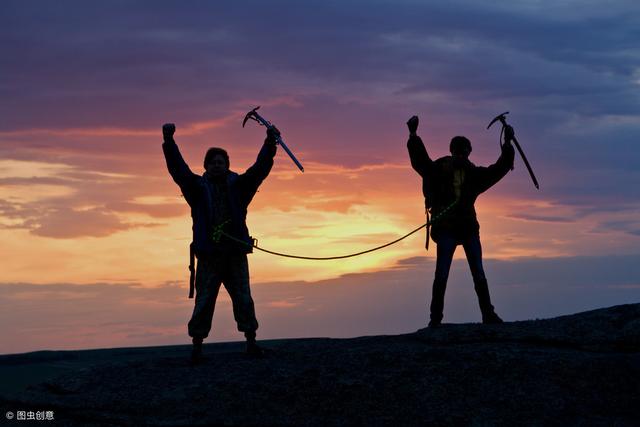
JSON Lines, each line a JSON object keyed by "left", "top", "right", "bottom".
{"left": 215, "top": 200, "right": 458, "bottom": 260}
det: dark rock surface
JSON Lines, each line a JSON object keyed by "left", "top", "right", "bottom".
{"left": 1, "top": 304, "right": 639, "bottom": 426}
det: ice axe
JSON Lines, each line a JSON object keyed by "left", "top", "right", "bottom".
{"left": 242, "top": 106, "right": 304, "bottom": 172}
{"left": 487, "top": 112, "right": 539, "bottom": 190}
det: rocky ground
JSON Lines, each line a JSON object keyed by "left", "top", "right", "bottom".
{"left": 1, "top": 304, "right": 639, "bottom": 426}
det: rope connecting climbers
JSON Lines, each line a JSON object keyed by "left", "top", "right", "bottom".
{"left": 214, "top": 200, "right": 459, "bottom": 261}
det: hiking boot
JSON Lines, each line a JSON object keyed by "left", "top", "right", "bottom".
{"left": 246, "top": 340, "right": 265, "bottom": 358}
{"left": 428, "top": 319, "right": 441, "bottom": 328}
{"left": 190, "top": 339, "right": 203, "bottom": 365}
{"left": 482, "top": 311, "right": 504, "bottom": 324}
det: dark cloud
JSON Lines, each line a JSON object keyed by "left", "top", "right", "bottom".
{"left": 505, "top": 213, "right": 573, "bottom": 223}
{"left": 0, "top": 1, "right": 638, "bottom": 243}
{"left": 2, "top": 1, "right": 638, "bottom": 130}
{"left": 597, "top": 219, "right": 640, "bottom": 237}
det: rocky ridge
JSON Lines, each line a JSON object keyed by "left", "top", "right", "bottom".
{"left": 1, "top": 304, "right": 639, "bottom": 426}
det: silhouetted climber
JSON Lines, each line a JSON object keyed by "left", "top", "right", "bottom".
{"left": 162, "top": 123, "right": 278, "bottom": 363}
{"left": 406, "top": 115, "right": 515, "bottom": 327}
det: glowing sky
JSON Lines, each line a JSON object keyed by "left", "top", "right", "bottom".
{"left": 1, "top": 1, "right": 639, "bottom": 354}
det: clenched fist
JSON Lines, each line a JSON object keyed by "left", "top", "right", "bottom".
{"left": 407, "top": 115, "right": 419, "bottom": 135}
{"left": 162, "top": 123, "right": 176, "bottom": 139}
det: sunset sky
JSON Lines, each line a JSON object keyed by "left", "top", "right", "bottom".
{"left": 2, "top": 0, "right": 639, "bottom": 354}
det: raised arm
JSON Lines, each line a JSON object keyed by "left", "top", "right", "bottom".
{"left": 161, "top": 123, "right": 199, "bottom": 198}
{"left": 475, "top": 125, "right": 516, "bottom": 194}
{"left": 406, "top": 115, "right": 433, "bottom": 177}
{"left": 238, "top": 127, "right": 278, "bottom": 199}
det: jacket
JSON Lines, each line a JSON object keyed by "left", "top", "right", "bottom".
{"left": 407, "top": 134, "right": 514, "bottom": 242}
{"left": 163, "top": 138, "right": 276, "bottom": 256}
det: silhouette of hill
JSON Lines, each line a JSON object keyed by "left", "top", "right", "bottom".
{"left": 1, "top": 304, "right": 638, "bottom": 426}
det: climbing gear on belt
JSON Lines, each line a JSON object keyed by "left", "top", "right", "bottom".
{"left": 212, "top": 220, "right": 231, "bottom": 243}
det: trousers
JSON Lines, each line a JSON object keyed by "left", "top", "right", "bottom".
{"left": 430, "top": 232, "right": 495, "bottom": 322}
{"left": 188, "top": 252, "right": 258, "bottom": 339}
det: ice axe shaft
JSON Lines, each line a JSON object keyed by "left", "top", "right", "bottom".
{"left": 488, "top": 112, "right": 539, "bottom": 190}
{"left": 242, "top": 106, "right": 304, "bottom": 172}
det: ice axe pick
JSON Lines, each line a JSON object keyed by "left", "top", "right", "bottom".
{"left": 487, "top": 112, "right": 539, "bottom": 189}
{"left": 242, "top": 106, "right": 304, "bottom": 172}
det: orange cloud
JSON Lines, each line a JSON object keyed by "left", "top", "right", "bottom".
{"left": 29, "top": 207, "right": 162, "bottom": 239}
